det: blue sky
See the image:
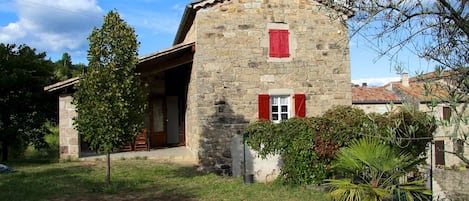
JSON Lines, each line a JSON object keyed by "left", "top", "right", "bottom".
{"left": 0, "top": 0, "right": 434, "bottom": 86}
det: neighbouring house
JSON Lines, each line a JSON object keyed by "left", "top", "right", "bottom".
{"left": 45, "top": 0, "right": 353, "bottom": 176}
{"left": 353, "top": 73, "right": 469, "bottom": 168}
{"left": 352, "top": 72, "right": 469, "bottom": 199}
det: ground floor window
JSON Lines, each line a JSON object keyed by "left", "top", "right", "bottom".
{"left": 258, "top": 93, "right": 305, "bottom": 121}
{"left": 271, "top": 96, "right": 290, "bottom": 122}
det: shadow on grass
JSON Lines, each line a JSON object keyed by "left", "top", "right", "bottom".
{"left": 0, "top": 160, "right": 204, "bottom": 201}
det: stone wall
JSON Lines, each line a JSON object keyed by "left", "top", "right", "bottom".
{"left": 353, "top": 103, "right": 401, "bottom": 114}
{"left": 433, "top": 169, "right": 469, "bottom": 200}
{"left": 58, "top": 94, "right": 79, "bottom": 159}
{"left": 186, "top": 0, "right": 351, "bottom": 173}
{"left": 231, "top": 135, "right": 281, "bottom": 183}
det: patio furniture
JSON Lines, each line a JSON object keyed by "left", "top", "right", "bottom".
{"left": 134, "top": 128, "right": 149, "bottom": 151}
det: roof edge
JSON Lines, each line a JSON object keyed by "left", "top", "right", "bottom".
{"left": 173, "top": 0, "right": 354, "bottom": 45}
{"left": 139, "top": 42, "right": 195, "bottom": 63}
{"left": 44, "top": 77, "right": 80, "bottom": 92}
{"left": 352, "top": 100, "right": 403, "bottom": 104}
{"left": 173, "top": 5, "right": 197, "bottom": 45}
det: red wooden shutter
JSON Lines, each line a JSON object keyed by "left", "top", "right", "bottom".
{"left": 294, "top": 94, "right": 306, "bottom": 118}
{"left": 269, "top": 29, "right": 289, "bottom": 58}
{"left": 258, "top": 94, "right": 270, "bottom": 120}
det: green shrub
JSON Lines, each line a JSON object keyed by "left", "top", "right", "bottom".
{"left": 23, "top": 122, "right": 59, "bottom": 160}
{"left": 245, "top": 105, "right": 437, "bottom": 185}
{"left": 246, "top": 106, "right": 368, "bottom": 185}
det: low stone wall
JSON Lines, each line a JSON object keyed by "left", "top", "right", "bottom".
{"left": 231, "top": 135, "right": 281, "bottom": 183}
{"left": 433, "top": 169, "right": 469, "bottom": 200}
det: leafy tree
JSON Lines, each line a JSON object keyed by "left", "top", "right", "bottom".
{"left": 325, "top": 138, "right": 431, "bottom": 201}
{"left": 345, "top": 0, "right": 469, "bottom": 164}
{"left": 53, "top": 53, "right": 87, "bottom": 81}
{"left": 53, "top": 53, "right": 73, "bottom": 80}
{"left": 73, "top": 11, "right": 147, "bottom": 186}
{"left": 71, "top": 63, "right": 86, "bottom": 77}
{"left": 0, "top": 43, "right": 56, "bottom": 161}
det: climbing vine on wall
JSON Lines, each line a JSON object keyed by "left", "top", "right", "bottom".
{"left": 245, "top": 105, "right": 436, "bottom": 185}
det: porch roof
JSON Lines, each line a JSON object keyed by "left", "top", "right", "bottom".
{"left": 44, "top": 77, "right": 80, "bottom": 92}
{"left": 137, "top": 42, "right": 195, "bottom": 75}
{"left": 44, "top": 42, "right": 195, "bottom": 92}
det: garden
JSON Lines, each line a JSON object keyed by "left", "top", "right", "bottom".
{"left": 245, "top": 105, "right": 435, "bottom": 200}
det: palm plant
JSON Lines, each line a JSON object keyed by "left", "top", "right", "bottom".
{"left": 325, "top": 137, "right": 431, "bottom": 201}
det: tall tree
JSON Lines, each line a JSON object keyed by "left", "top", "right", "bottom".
{"left": 73, "top": 11, "right": 147, "bottom": 186}
{"left": 54, "top": 53, "right": 73, "bottom": 80}
{"left": 0, "top": 43, "right": 56, "bottom": 161}
{"left": 345, "top": 0, "right": 469, "bottom": 164}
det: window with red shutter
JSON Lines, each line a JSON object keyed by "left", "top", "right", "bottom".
{"left": 294, "top": 94, "right": 306, "bottom": 118}
{"left": 258, "top": 94, "right": 270, "bottom": 120}
{"left": 269, "top": 29, "right": 289, "bottom": 58}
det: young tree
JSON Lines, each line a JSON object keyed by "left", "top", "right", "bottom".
{"left": 0, "top": 43, "right": 56, "bottom": 161}
{"left": 345, "top": 0, "right": 469, "bottom": 164}
{"left": 73, "top": 11, "right": 147, "bottom": 186}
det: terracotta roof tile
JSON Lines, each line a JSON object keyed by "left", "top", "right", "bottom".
{"left": 352, "top": 87, "right": 402, "bottom": 103}
{"left": 392, "top": 81, "right": 450, "bottom": 102}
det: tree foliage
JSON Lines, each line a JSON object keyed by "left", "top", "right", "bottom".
{"left": 53, "top": 53, "right": 86, "bottom": 81}
{"left": 73, "top": 11, "right": 147, "bottom": 186}
{"left": 245, "top": 106, "right": 436, "bottom": 185}
{"left": 0, "top": 43, "right": 56, "bottom": 161}
{"left": 346, "top": 0, "right": 469, "bottom": 164}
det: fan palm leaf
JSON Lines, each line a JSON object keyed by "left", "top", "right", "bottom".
{"left": 325, "top": 137, "right": 431, "bottom": 201}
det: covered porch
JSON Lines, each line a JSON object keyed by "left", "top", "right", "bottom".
{"left": 44, "top": 42, "right": 196, "bottom": 160}
{"left": 80, "top": 147, "right": 196, "bottom": 165}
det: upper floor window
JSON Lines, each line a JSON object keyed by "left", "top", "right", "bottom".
{"left": 269, "top": 29, "right": 289, "bottom": 58}
{"left": 443, "top": 106, "right": 451, "bottom": 121}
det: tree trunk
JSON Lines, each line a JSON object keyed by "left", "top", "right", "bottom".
{"left": 1, "top": 141, "right": 8, "bottom": 162}
{"left": 105, "top": 152, "right": 111, "bottom": 186}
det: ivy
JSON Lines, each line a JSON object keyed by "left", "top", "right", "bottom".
{"left": 245, "top": 105, "right": 436, "bottom": 185}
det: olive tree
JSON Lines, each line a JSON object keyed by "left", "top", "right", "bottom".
{"left": 342, "top": 0, "right": 469, "bottom": 164}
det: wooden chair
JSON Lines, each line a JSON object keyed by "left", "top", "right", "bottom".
{"left": 134, "top": 128, "right": 149, "bottom": 151}
{"left": 119, "top": 143, "right": 133, "bottom": 152}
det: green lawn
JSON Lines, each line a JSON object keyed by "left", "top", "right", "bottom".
{"left": 0, "top": 159, "right": 327, "bottom": 201}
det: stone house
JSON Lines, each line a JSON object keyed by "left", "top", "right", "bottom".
{"left": 352, "top": 73, "right": 469, "bottom": 199}
{"left": 45, "top": 0, "right": 353, "bottom": 174}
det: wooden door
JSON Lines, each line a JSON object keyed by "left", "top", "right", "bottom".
{"left": 150, "top": 97, "right": 166, "bottom": 148}
{"left": 166, "top": 96, "right": 179, "bottom": 145}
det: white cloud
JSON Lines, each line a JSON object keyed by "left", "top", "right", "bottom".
{"left": 1, "top": 0, "right": 103, "bottom": 60}
{"left": 0, "top": 23, "right": 26, "bottom": 42}
{"left": 352, "top": 77, "right": 401, "bottom": 86}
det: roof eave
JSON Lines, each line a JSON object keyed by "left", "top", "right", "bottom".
{"left": 173, "top": 5, "right": 197, "bottom": 45}
{"left": 352, "top": 100, "right": 403, "bottom": 104}
{"left": 44, "top": 77, "right": 80, "bottom": 92}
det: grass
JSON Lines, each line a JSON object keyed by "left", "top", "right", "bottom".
{"left": 0, "top": 159, "right": 327, "bottom": 201}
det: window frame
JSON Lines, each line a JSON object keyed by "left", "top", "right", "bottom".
{"left": 270, "top": 95, "right": 291, "bottom": 123}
